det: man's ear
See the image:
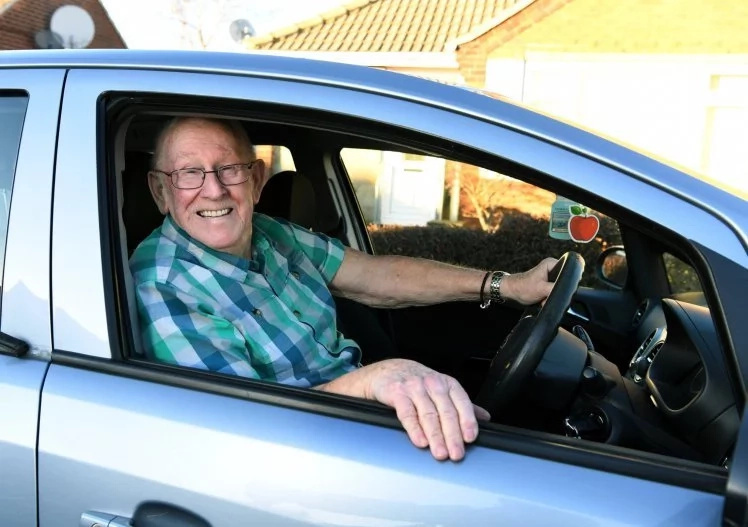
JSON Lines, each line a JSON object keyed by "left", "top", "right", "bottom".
{"left": 250, "top": 159, "right": 267, "bottom": 205}
{"left": 147, "top": 171, "right": 169, "bottom": 214}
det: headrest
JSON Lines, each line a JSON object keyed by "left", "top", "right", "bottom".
{"left": 256, "top": 170, "right": 317, "bottom": 230}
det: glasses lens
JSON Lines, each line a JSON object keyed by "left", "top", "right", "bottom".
{"left": 173, "top": 168, "right": 204, "bottom": 189}
{"left": 218, "top": 163, "right": 251, "bottom": 185}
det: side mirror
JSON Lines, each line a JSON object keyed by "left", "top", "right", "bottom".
{"left": 596, "top": 246, "right": 627, "bottom": 289}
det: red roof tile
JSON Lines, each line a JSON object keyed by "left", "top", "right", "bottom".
{"left": 251, "top": 0, "right": 529, "bottom": 52}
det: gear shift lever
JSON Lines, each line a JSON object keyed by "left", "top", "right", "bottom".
{"left": 573, "top": 325, "right": 595, "bottom": 351}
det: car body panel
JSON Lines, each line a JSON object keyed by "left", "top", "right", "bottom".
{"left": 0, "top": 68, "right": 63, "bottom": 527}
{"left": 38, "top": 364, "right": 724, "bottom": 526}
{"left": 51, "top": 69, "right": 111, "bottom": 358}
{"left": 2, "top": 68, "right": 60, "bottom": 353}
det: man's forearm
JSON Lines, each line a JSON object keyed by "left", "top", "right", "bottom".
{"left": 330, "top": 249, "right": 555, "bottom": 309}
{"left": 330, "top": 250, "right": 488, "bottom": 308}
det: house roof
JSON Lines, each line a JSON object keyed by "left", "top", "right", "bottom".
{"left": 250, "top": 0, "right": 531, "bottom": 52}
{"left": 0, "top": 0, "right": 126, "bottom": 50}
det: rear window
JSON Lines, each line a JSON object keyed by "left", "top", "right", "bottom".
{"left": 0, "top": 95, "right": 28, "bottom": 279}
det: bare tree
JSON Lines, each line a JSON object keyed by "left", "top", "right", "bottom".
{"left": 456, "top": 168, "right": 555, "bottom": 232}
{"left": 458, "top": 170, "right": 506, "bottom": 232}
{"left": 169, "top": 0, "right": 235, "bottom": 49}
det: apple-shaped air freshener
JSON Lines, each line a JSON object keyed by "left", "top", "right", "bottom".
{"left": 567, "top": 205, "right": 599, "bottom": 243}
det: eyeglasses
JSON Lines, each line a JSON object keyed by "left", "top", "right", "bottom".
{"left": 153, "top": 161, "right": 257, "bottom": 190}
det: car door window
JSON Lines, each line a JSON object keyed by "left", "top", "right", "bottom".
{"left": 0, "top": 95, "right": 28, "bottom": 290}
{"left": 341, "top": 148, "right": 622, "bottom": 288}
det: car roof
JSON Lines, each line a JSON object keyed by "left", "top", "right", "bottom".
{"left": 1, "top": 49, "right": 745, "bottom": 241}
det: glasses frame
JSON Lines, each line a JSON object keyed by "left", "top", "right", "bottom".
{"left": 153, "top": 161, "right": 258, "bottom": 190}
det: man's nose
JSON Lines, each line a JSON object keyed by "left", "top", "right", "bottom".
{"left": 200, "top": 171, "right": 228, "bottom": 196}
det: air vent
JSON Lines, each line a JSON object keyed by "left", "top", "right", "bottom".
{"left": 641, "top": 330, "right": 655, "bottom": 350}
{"left": 649, "top": 342, "right": 664, "bottom": 361}
{"left": 631, "top": 300, "right": 649, "bottom": 328}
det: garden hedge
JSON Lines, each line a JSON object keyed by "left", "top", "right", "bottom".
{"left": 369, "top": 210, "right": 622, "bottom": 288}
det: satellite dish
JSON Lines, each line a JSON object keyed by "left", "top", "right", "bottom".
{"left": 229, "top": 19, "right": 255, "bottom": 42}
{"left": 50, "top": 5, "right": 95, "bottom": 49}
{"left": 35, "top": 30, "right": 64, "bottom": 49}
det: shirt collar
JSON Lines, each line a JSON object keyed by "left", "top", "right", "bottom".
{"left": 161, "top": 214, "right": 261, "bottom": 281}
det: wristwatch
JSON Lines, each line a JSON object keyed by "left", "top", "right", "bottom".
{"left": 489, "top": 271, "right": 509, "bottom": 304}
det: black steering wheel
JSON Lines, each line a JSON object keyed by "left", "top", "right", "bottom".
{"left": 476, "top": 252, "right": 585, "bottom": 416}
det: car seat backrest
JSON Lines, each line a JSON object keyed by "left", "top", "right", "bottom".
{"left": 255, "top": 169, "right": 317, "bottom": 229}
{"left": 122, "top": 151, "right": 162, "bottom": 256}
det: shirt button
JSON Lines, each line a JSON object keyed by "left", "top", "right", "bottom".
{"left": 252, "top": 308, "right": 263, "bottom": 318}
{"left": 293, "top": 310, "right": 301, "bottom": 318}
{"left": 291, "top": 271, "right": 301, "bottom": 280}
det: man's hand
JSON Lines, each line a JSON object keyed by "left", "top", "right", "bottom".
{"left": 319, "top": 358, "right": 489, "bottom": 461}
{"left": 503, "top": 257, "right": 558, "bottom": 305}
{"left": 366, "top": 359, "right": 490, "bottom": 461}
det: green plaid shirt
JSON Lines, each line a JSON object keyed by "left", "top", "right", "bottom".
{"left": 130, "top": 213, "right": 361, "bottom": 386}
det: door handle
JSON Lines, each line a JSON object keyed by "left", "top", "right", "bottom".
{"left": 81, "top": 511, "right": 129, "bottom": 527}
{"left": 82, "top": 502, "right": 211, "bottom": 527}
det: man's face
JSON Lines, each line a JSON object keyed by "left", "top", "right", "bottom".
{"left": 148, "top": 119, "right": 264, "bottom": 259}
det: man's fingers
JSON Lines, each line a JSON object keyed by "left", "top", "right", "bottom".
{"left": 366, "top": 359, "right": 486, "bottom": 461}
{"left": 407, "top": 381, "right": 450, "bottom": 460}
{"left": 423, "top": 376, "right": 467, "bottom": 461}
{"left": 391, "top": 394, "right": 429, "bottom": 449}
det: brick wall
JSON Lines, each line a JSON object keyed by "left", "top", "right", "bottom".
{"left": 457, "top": 0, "right": 571, "bottom": 87}
{"left": 457, "top": 0, "right": 748, "bottom": 87}
{"left": 0, "top": 0, "right": 126, "bottom": 50}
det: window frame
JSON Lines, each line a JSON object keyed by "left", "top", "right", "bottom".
{"left": 95, "top": 94, "right": 727, "bottom": 493}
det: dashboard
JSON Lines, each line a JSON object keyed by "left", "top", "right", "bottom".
{"left": 626, "top": 297, "right": 738, "bottom": 465}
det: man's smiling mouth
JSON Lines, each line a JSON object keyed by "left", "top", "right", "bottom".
{"left": 198, "top": 208, "right": 232, "bottom": 218}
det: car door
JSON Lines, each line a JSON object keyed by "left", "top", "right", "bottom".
{"left": 38, "top": 58, "right": 735, "bottom": 526}
{"left": 0, "top": 67, "right": 63, "bottom": 527}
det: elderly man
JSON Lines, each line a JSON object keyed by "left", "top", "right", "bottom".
{"left": 131, "top": 116, "right": 556, "bottom": 462}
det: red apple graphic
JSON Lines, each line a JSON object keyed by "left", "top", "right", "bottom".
{"left": 568, "top": 205, "right": 599, "bottom": 243}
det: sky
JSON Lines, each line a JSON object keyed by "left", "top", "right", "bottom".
{"left": 100, "top": 0, "right": 346, "bottom": 50}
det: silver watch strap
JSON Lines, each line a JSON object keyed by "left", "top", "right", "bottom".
{"left": 489, "top": 271, "right": 509, "bottom": 303}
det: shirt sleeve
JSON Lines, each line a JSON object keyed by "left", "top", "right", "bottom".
{"left": 135, "top": 279, "right": 260, "bottom": 379}
{"left": 287, "top": 223, "right": 346, "bottom": 283}
{"left": 253, "top": 213, "right": 345, "bottom": 283}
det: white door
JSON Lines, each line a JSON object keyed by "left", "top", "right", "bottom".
{"left": 378, "top": 152, "right": 445, "bottom": 225}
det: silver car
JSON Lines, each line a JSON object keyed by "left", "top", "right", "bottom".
{"left": 0, "top": 49, "right": 746, "bottom": 526}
